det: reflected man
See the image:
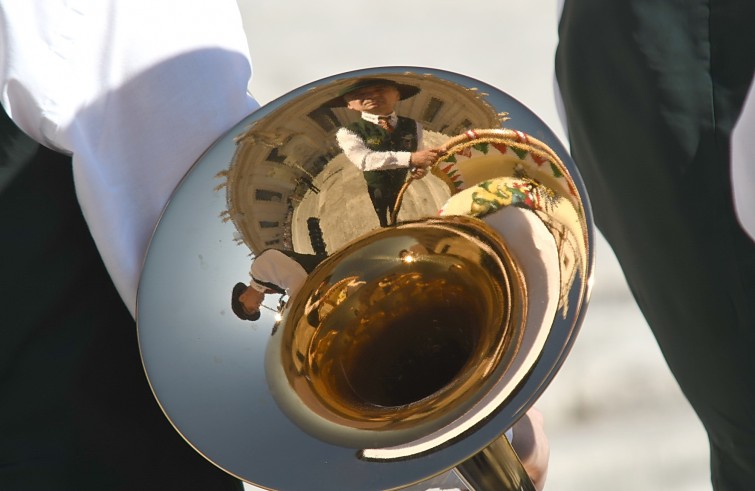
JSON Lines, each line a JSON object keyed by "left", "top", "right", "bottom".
{"left": 232, "top": 249, "right": 323, "bottom": 321}
{"left": 332, "top": 78, "right": 443, "bottom": 227}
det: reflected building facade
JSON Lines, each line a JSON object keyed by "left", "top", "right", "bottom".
{"left": 220, "top": 73, "right": 502, "bottom": 257}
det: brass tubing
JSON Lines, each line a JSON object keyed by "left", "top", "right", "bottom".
{"left": 455, "top": 435, "right": 537, "bottom": 491}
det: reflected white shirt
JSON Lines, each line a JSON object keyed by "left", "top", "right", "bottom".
{"left": 336, "top": 111, "right": 423, "bottom": 171}
{"left": 249, "top": 249, "right": 308, "bottom": 300}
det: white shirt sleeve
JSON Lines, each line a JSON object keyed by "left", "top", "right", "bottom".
{"left": 0, "top": 0, "right": 259, "bottom": 316}
{"left": 335, "top": 121, "right": 423, "bottom": 171}
{"left": 249, "top": 250, "right": 308, "bottom": 300}
{"left": 732, "top": 79, "right": 755, "bottom": 242}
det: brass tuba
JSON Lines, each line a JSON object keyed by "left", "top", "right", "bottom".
{"left": 137, "top": 67, "right": 594, "bottom": 491}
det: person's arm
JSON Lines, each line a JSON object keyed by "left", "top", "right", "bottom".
{"left": 336, "top": 124, "right": 442, "bottom": 173}
{"left": 0, "top": 0, "right": 258, "bottom": 316}
{"left": 408, "top": 121, "right": 441, "bottom": 177}
{"left": 336, "top": 126, "right": 413, "bottom": 171}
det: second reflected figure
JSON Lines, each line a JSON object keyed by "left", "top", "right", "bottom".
{"left": 330, "top": 78, "right": 443, "bottom": 227}
{"left": 231, "top": 249, "right": 323, "bottom": 322}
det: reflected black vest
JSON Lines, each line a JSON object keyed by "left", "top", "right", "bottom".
{"left": 346, "top": 116, "right": 418, "bottom": 188}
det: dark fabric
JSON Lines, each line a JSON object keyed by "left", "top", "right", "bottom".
{"left": 556, "top": 1, "right": 755, "bottom": 489}
{"left": 347, "top": 116, "right": 418, "bottom": 226}
{"left": 251, "top": 248, "right": 325, "bottom": 294}
{"left": 347, "top": 116, "right": 419, "bottom": 150}
{"left": 364, "top": 179, "right": 404, "bottom": 227}
{"left": 280, "top": 249, "right": 325, "bottom": 274}
{"left": 0, "top": 109, "right": 242, "bottom": 491}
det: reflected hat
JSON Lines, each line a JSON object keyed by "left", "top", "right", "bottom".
{"left": 231, "top": 282, "right": 261, "bottom": 321}
{"left": 322, "top": 78, "right": 420, "bottom": 108}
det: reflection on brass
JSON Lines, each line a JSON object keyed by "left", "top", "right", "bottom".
{"left": 392, "top": 127, "right": 579, "bottom": 225}
{"left": 222, "top": 71, "right": 592, "bottom": 489}
{"left": 392, "top": 127, "right": 588, "bottom": 317}
{"left": 220, "top": 73, "right": 505, "bottom": 257}
{"left": 457, "top": 434, "right": 536, "bottom": 491}
{"left": 265, "top": 215, "right": 526, "bottom": 449}
{"left": 136, "top": 68, "right": 595, "bottom": 491}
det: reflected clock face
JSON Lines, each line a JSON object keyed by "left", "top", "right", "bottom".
{"left": 136, "top": 67, "right": 594, "bottom": 491}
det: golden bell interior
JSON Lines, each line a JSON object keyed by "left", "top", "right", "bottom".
{"left": 266, "top": 217, "right": 527, "bottom": 449}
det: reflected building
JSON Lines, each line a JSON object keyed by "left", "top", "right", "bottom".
{"left": 220, "top": 73, "right": 503, "bottom": 257}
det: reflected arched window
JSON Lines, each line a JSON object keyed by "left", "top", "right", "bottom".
{"left": 255, "top": 189, "right": 283, "bottom": 202}
{"left": 266, "top": 148, "right": 287, "bottom": 163}
{"left": 308, "top": 107, "right": 340, "bottom": 132}
{"left": 422, "top": 97, "right": 444, "bottom": 123}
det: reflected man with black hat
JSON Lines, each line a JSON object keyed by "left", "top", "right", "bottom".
{"left": 333, "top": 78, "right": 444, "bottom": 227}
{"left": 232, "top": 249, "right": 323, "bottom": 322}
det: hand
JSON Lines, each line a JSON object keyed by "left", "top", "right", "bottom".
{"left": 410, "top": 166, "right": 429, "bottom": 179}
{"left": 511, "top": 408, "right": 549, "bottom": 490}
{"left": 409, "top": 148, "right": 444, "bottom": 168}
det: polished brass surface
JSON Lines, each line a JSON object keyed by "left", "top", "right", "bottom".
{"left": 266, "top": 216, "right": 526, "bottom": 448}
{"left": 394, "top": 127, "right": 589, "bottom": 318}
{"left": 457, "top": 435, "right": 537, "bottom": 491}
{"left": 221, "top": 71, "right": 502, "bottom": 256}
{"left": 137, "top": 67, "right": 595, "bottom": 491}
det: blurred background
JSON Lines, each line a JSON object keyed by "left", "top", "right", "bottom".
{"left": 235, "top": 1, "right": 710, "bottom": 489}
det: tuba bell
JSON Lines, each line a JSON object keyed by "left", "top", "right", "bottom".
{"left": 137, "top": 67, "right": 594, "bottom": 491}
